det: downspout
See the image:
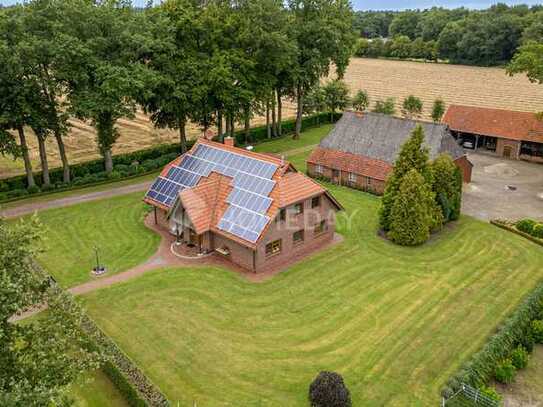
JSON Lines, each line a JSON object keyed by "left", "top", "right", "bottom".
{"left": 253, "top": 250, "right": 257, "bottom": 273}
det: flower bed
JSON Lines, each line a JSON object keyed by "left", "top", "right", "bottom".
{"left": 491, "top": 219, "right": 543, "bottom": 247}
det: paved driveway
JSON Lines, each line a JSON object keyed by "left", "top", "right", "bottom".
{"left": 462, "top": 153, "right": 543, "bottom": 221}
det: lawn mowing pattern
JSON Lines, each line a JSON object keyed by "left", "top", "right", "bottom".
{"left": 71, "top": 370, "right": 128, "bottom": 407}
{"left": 80, "top": 185, "right": 543, "bottom": 406}
{"left": 30, "top": 192, "right": 159, "bottom": 287}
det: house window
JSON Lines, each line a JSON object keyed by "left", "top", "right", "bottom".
{"left": 293, "top": 230, "right": 304, "bottom": 244}
{"left": 332, "top": 169, "right": 340, "bottom": 178}
{"left": 314, "top": 220, "right": 326, "bottom": 235}
{"left": 311, "top": 196, "right": 320, "bottom": 208}
{"left": 292, "top": 202, "right": 304, "bottom": 215}
{"left": 315, "top": 164, "right": 323, "bottom": 174}
{"left": 265, "top": 239, "right": 282, "bottom": 256}
{"left": 277, "top": 208, "right": 286, "bottom": 222}
{"left": 348, "top": 173, "right": 357, "bottom": 183}
{"left": 365, "top": 177, "right": 372, "bottom": 187}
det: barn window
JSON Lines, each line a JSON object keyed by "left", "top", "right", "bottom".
{"left": 314, "top": 220, "right": 327, "bottom": 235}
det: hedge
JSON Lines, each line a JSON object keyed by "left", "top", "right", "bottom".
{"left": 491, "top": 220, "right": 543, "bottom": 248}
{"left": 80, "top": 315, "right": 169, "bottom": 407}
{"left": 441, "top": 280, "right": 543, "bottom": 398}
{"left": 0, "top": 112, "right": 340, "bottom": 203}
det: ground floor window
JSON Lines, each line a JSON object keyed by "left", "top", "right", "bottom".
{"left": 314, "top": 220, "right": 326, "bottom": 235}
{"left": 520, "top": 141, "right": 543, "bottom": 158}
{"left": 365, "top": 177, "right": 372, "bottom": 187}
{"left": 266, "top": 239, "right": 282, "bottom": 256}
{"left": 293, "top": 230, "right": 304, "bottom": 244}
{"left": 315, "top": 164, "right": 323, "bottom": 174}
{"left": 348, "top": 172, "right": 357, "bottom": 183}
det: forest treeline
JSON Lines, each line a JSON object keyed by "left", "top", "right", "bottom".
{"left": 354, "top": 3, "right": 543, "bottom": 66}
{"left": 0, "top": 0, "right": 355, "bottom": 189}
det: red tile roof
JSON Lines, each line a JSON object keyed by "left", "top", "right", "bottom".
{"left": 443, "top": 105, "right": 543, "bottom": 143}
{"left": 146, "top": 140, "right": 342, "bottom": 248}
{"left": 307, "top": 147, "right": 393, "bottom": 181}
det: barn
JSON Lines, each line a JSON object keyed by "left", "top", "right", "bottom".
{"left": 443, "top": 105, "right": 543, "bottom": 163}
{"left": 307, "top": 111, "right": 472, "bottom": 195}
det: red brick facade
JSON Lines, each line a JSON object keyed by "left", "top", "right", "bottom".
{"left": 156, "top": 192, "right": 337, "bottom": 273}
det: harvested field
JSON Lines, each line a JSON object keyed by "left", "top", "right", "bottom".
{"left": 2, "top": 58, "right": 542, "bottom": 179}
{"left": 340, "top": 58, "right": 543, "bottom": 120}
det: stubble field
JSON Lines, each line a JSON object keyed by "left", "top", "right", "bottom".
{"left": 2, "top": 58, "right": 542, "bottom": 179}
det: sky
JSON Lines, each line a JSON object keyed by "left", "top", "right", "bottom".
{"left": 0, "top": 0, "right": 542, "bottom": 11}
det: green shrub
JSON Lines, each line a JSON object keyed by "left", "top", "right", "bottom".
{"left": 27, "top": 185, "right": 41, "bottom": 194}
{"left": 520, "top": 331, "right": 535, "bottom": 353}
{"left": 495, "top": 359, "right": 516, "bottom": 384}
{"left": 511, "top": 346, "right": 529, "bottom": 370}
{"left": 516, "top": 218, "right": 537, "bottom": 234}
{"left": 532, "top": 224, "right": 543, "bottom": 239}
{"left": 532, "top": 320, "right": 543, "bottom": 343}
{"left": 7, "top": 188, "right": 29, "bottom": 198}
{"left": 40, "top": 183, "right": 56, "bottom": 192}
{"left": 309, "top": 371, "right": 351, "bottom": 407}
{"left": 478, "top": 385, "right": 502, "bottom": 402}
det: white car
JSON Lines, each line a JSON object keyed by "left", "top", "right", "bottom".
{"left": 463, "top": 141, "right": 474, "bottom": 149}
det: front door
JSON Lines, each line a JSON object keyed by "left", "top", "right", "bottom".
{"left": 503, "top": 145, "right": 512, "bottom": 159}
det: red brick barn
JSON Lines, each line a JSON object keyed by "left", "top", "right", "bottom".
{"left": 443, "top": 105, "right": 543, "bottom": 163}
{"left": 144, "top": 138, "right": 342, "bottom": 273}
{"left": 307, "top": 111, "right": 472, "bottom": 194}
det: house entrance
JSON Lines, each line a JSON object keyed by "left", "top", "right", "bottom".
{"left": 503, "top": 145, "right": 512, "bottom": 159}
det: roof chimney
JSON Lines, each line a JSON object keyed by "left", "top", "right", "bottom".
{"left": 224, "top": 136, "right": 235, "bottom": 147}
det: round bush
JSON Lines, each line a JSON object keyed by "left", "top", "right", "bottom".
{"left": 511, "top": 346, "right": 529, "bottom": 370}
{"left": 516, "top": 219, "right": 537, "bottom": 234}
{"left": 309, "top": 371, "right": 351, "bottom": 407}
{"left": 532, "top": 320, "right": 543, "bottom": 343}
{"left": 532, "top": 224, "right": 543, "bottom": 239}
{"left": 495, "top": 359, "right": 516, "bottom": 384}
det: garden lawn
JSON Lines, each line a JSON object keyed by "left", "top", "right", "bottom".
{"left": 71, "top": 370, "right": 128, "bottom": 407}
{"left": 252, "top": 124, "right": 332, "bottom": 155}
{"left": 80, "top": 184, "right": 543, "bottom": 406}
{"left": 28, "top": 191, "right": 159, "bottom": 287}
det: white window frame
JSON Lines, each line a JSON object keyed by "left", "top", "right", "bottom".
{"left": 315, "top": 164, "right": 323, "bottom": 174}
{"left": 348, "top": 172, "right": 357, "bottom": 183}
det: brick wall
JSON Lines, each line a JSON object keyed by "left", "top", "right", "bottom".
{"left": 254, "top": 192, "right": 336, "bottom": 272}
{"left": 307, "top": 162, "right": 386, "bottom": 195}
{"left": 213, "top": 233, "right": 255, "bottom": 271}
{"left": 453, "top": 156, "right": 473, "bottom": 183}
{"left": 496, "top": 138, "right": 520, "bottom": 159}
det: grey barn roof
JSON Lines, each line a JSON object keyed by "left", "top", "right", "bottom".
{"left": 320, "top": 111, "right": 466, "bottom": 164}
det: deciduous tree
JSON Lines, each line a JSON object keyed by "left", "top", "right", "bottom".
{"left": 351, "top": 90, "right": 370, "bottom": 112}
{"left": 431, "top": 99, "right": 446, "bottom": 122}
{"left": 402, "top": 95, "right": 423, "bottom": 119}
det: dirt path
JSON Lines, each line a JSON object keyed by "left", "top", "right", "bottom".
{"left": 0, "top": 181, "right": 152, "bottom": 219}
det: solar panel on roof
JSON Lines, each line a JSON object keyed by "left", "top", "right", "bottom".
{"left": 146, "top": 142, "right": 280, "bottom": 243}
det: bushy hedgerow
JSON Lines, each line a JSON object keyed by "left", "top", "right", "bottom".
{"left": 309, "top": 371, "right": 351, "bottom": 407}
{"left": 533, "top": 224, "right": 543, "bottom": 239}
{"left": 511, "top": 346, "right": 529, "bottom": 370}
{"left": 532, "top": 320, "right": 543, "bottom": 343}
{"left": 442, "top": 281, "right": 543, "bottom": 398}
{"left": 478, "top": 385, "right": 502, "bottom": 403}
{"left": 495, "top": 359, "right": 516, "bottom": 384}
{"left": 516, "top": 219, "right": 537, "bottom": 234}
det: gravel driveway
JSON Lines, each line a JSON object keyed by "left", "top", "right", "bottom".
{"left": 462, "top": 153, "right": 543, "bottom": 221}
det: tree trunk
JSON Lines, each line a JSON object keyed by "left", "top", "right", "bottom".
{"left": 294, "top": 84, "right": 303, "bottom": 139}
{"left": 217, "top": 110, "right": 223, "bottom": 142}
{"left": 104, "top": 149, "right": 113, "bottom": 173}
{"left": 244, "top": 107, "right": 250, "bottom": 144}
{"left": 54, "top": 130, "right": 70, "bottom": 183}
{"left": 277, "top": 89, "right": 282, "bottom": 137}
{"left": 229, "top": 115, "right": 235, "bottom": 138}
{"left": 271, "top": 94, "right": 277, "bottom": 138}
{"left": 178, "top": 117, "right": 187, "bottom": 153}
{"left": 225, "top": 114, "right": 231, "bottom": 139}
{"left": 36, "top": 132, "right": 50, "bottom": 187}
{"left": 266, "top": 102, "right": 271, "bottom": 139}
{"left": 17, "top": 126, "right": 35, "bottom": 188}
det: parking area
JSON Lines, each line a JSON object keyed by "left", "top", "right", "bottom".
{"left": 462, "top": 153, "right": 543, "bottom": 221}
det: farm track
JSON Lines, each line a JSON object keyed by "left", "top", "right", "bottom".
{"left": 3, "top": 58, "right": 542, "bottom": 179}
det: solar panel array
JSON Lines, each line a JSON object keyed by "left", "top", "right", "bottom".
{"left": 145, "top": 143, "right": 279, "bottom": 243}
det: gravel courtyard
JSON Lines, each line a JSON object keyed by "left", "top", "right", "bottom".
{"left": 462, "top": 153, "right": 543, "bottom": 221}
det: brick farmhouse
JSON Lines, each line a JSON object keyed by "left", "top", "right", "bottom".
{"left": 443, "top": 105, "right": 543, "bottom": 163}
{"left": 307, "top": 111, "right": 472, "bottom": 194}
{"left": 144, "top": 138, "right": 342, "bottom": 273}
